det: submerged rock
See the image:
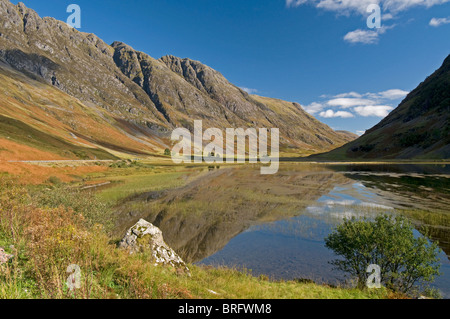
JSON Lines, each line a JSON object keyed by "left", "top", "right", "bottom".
{"left": 119, "top": 219, "right": 190, "bottom": 275}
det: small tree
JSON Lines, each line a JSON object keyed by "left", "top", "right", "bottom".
{"left": 325, "top": 214, "right": 441, "bottom": 294}
{"left": 164, "top": 148, "right": 171, "bottom": 156}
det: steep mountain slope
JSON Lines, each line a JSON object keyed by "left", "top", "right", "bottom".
{"left": 319, "top": 54, "right": 450, "bottom": 160}
{"left": 0, "top": 60, "right": 170, "bottom": 159}
{"left": 0, "top": 0, "right": 354, "bottom": 160}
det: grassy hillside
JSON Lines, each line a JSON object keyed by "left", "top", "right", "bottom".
{"left": 0, "top": 62, "right": 168, "bottom": 160}
{"left": 0, "top": 115, "right": 117, "bottom": 160}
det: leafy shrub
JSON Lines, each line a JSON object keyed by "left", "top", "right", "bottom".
{"left": 350, "top": 144, "right": 375, "bottom": 153}
{"left": 47, "top": 176, "right": 62, "bottom": 185}
{"left": 109, "top": 160, "right": 144, "bottom": 169}
{"left": 325, "top": 214, "right": 441, "bottom": 295}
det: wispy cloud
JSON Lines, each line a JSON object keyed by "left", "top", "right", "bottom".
{"left": 343, "top": 25, "right": 394, "bottom": 44}
{"left": 343, "top": 29, "right": 380, "bottom": 44}
{"left": 430, "top": 17, "right": 450, "bottom": 27}
{"left": 327, "top": 97, "right": 377, "bottom": 108}
{"left": 286, "top": 0, "right": 450, "bottom": 43}
{"left": 334, "top": 92, "right": 363, "bottom": 98}
{"left": 373, "top": 89, "right": 410, "bottom": 99}
{"left": 286, "top": 0, "right": 308, "bottom": 8}
{"left": 319, "top": 110, "right": 355, "bottom": 118}
{"left": 304, "top": 102, "right": 325, "bottom": 114}
{"left": 384, "top": 0, "right": 450, "bottom": 12}
{"left": 240, "top": 87, "right": 258, "bottom": 94}
{"left": 286, "top": 0, "right": 450, "bottom": 14}
{"left": 354, "top": 105, "right": 394, "bottom": 117}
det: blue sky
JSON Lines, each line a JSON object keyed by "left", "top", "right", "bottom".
{"left": 13, "top": 0, "right": 450, "bottom": 134}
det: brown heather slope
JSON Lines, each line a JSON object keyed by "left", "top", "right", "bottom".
{"left": 0, "top": 61, "right": 164, "bottom": 159}
{"left": 317, "top": 54, "right": 450, "bottom": 160}
{"left": 0, "top": 0, "right": 355, "bottom": 160}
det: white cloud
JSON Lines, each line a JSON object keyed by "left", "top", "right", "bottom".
{"left": 356, "top": 130, "right": 366, "bottom": 135}
{"left": 240, "top": 87, "right": 258, "bottom": 94}
{"left": 286, "top": 0, "right": 450, "bottom": 14}
{"left": 303, "top": 88, "right": 407, "bottom": 118}
{"left": 384, "top": 0, "right": 450, "bottom": 12}
{"left": 319, "top": 110, "right": 355, "bottom": 118}
{"left": 334, "top": 92, "right": 363, "bottom": 98}
{"left": 343, "top": 25, "right": 394, "bottom": 44}
{"left": 287, "top": 0, "right": 450, "bottom": 43}
{"left": 327, "top": 97, "right": 376, "bottom": 108}
{"left": 286, "top": 0, "right": 308, "bottom": 8}
{"left": 354, "top": 105, "right": 393, "bottom": 117}
{"left": 333, "top": 89, "right": 409, "bottom": 101}
{"left": 430, "top": 17, "right": 450, "bottom": 27}
{"left": 315, "top": 0, "right": 377, "bottom": 14}
{"left": 376, "top": 89, "right": 409, "bottom": 100}
{"left": 344, "top": 29, "right": 380, "bottom": 44}
{"left": 382, "top": 13, "right": 395, "bottom": 20}
{"left": 304, "top": 102, "right": 325, "bottom": 114}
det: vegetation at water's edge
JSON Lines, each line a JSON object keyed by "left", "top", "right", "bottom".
{"left": 0, "top": 176, "right": 396, "bottom": 299}
{"left": 325, "top": 215, "right": 442, "bottom": 297}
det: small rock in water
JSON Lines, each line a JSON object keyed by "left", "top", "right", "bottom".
{"left": 119, "top": 219, "right": 190, "bottom": 275}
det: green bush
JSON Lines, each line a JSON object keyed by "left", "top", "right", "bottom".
{"left": 47, "top": 176, "right": 62, "bottom": 185}
{"left": 325, "top": 214, "right": 441, "bottom": 295}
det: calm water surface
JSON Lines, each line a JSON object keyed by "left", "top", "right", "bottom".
{"left": 118, "top": 163, "right": 450, "bottom": 297}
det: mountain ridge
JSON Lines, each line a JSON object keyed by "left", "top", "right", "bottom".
{"left": 0, "top": 0, "right": 356, "bottom": 160}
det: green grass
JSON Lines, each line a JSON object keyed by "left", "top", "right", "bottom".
{"left": 94, "top": 167, "right": 197, "bottom": 203}
{"left": 116, "top": 264, "right": 390, "bottom": 299}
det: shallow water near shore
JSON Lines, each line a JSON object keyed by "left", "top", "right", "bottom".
{"left": 118, "top": 163, "right": 450, "bottom": 297}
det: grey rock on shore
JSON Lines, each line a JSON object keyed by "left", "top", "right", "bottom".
{"left": 119, "top": 219, "right": 190, "bottom": 275}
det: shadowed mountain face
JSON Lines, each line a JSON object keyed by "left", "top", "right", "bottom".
{"left": 0, "top": 0, "right": 355, "bottom": 159}
{"left": 320, "top": 54, "right": 450, "bottom": 160}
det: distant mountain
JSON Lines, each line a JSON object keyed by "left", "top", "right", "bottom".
{"left": 318, "top": 54, "right": 450, "bottom": 160}
{"left": 0, "top": 0, "right": 354, "bottom": 160}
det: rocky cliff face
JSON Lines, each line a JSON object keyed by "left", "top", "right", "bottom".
{"left": 0, "top": 0, "right": 355, "bottom": 158}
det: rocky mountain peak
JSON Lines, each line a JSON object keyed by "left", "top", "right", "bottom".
{"left": 0, "top": 0, "right": 356, "bottom": 156}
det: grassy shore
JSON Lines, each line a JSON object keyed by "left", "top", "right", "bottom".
{"left": 0, "top": 158, "right": 406, "bottom": 300}
{"left": 12, "top": 159, "right": 448, "bottom": 299}
{"left": 0, "top": 175, "right": 394, "bottom": 299}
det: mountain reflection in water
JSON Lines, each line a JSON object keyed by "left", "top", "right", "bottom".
{"left": 116, "top": 163, "right": 450, "bottom": 297}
